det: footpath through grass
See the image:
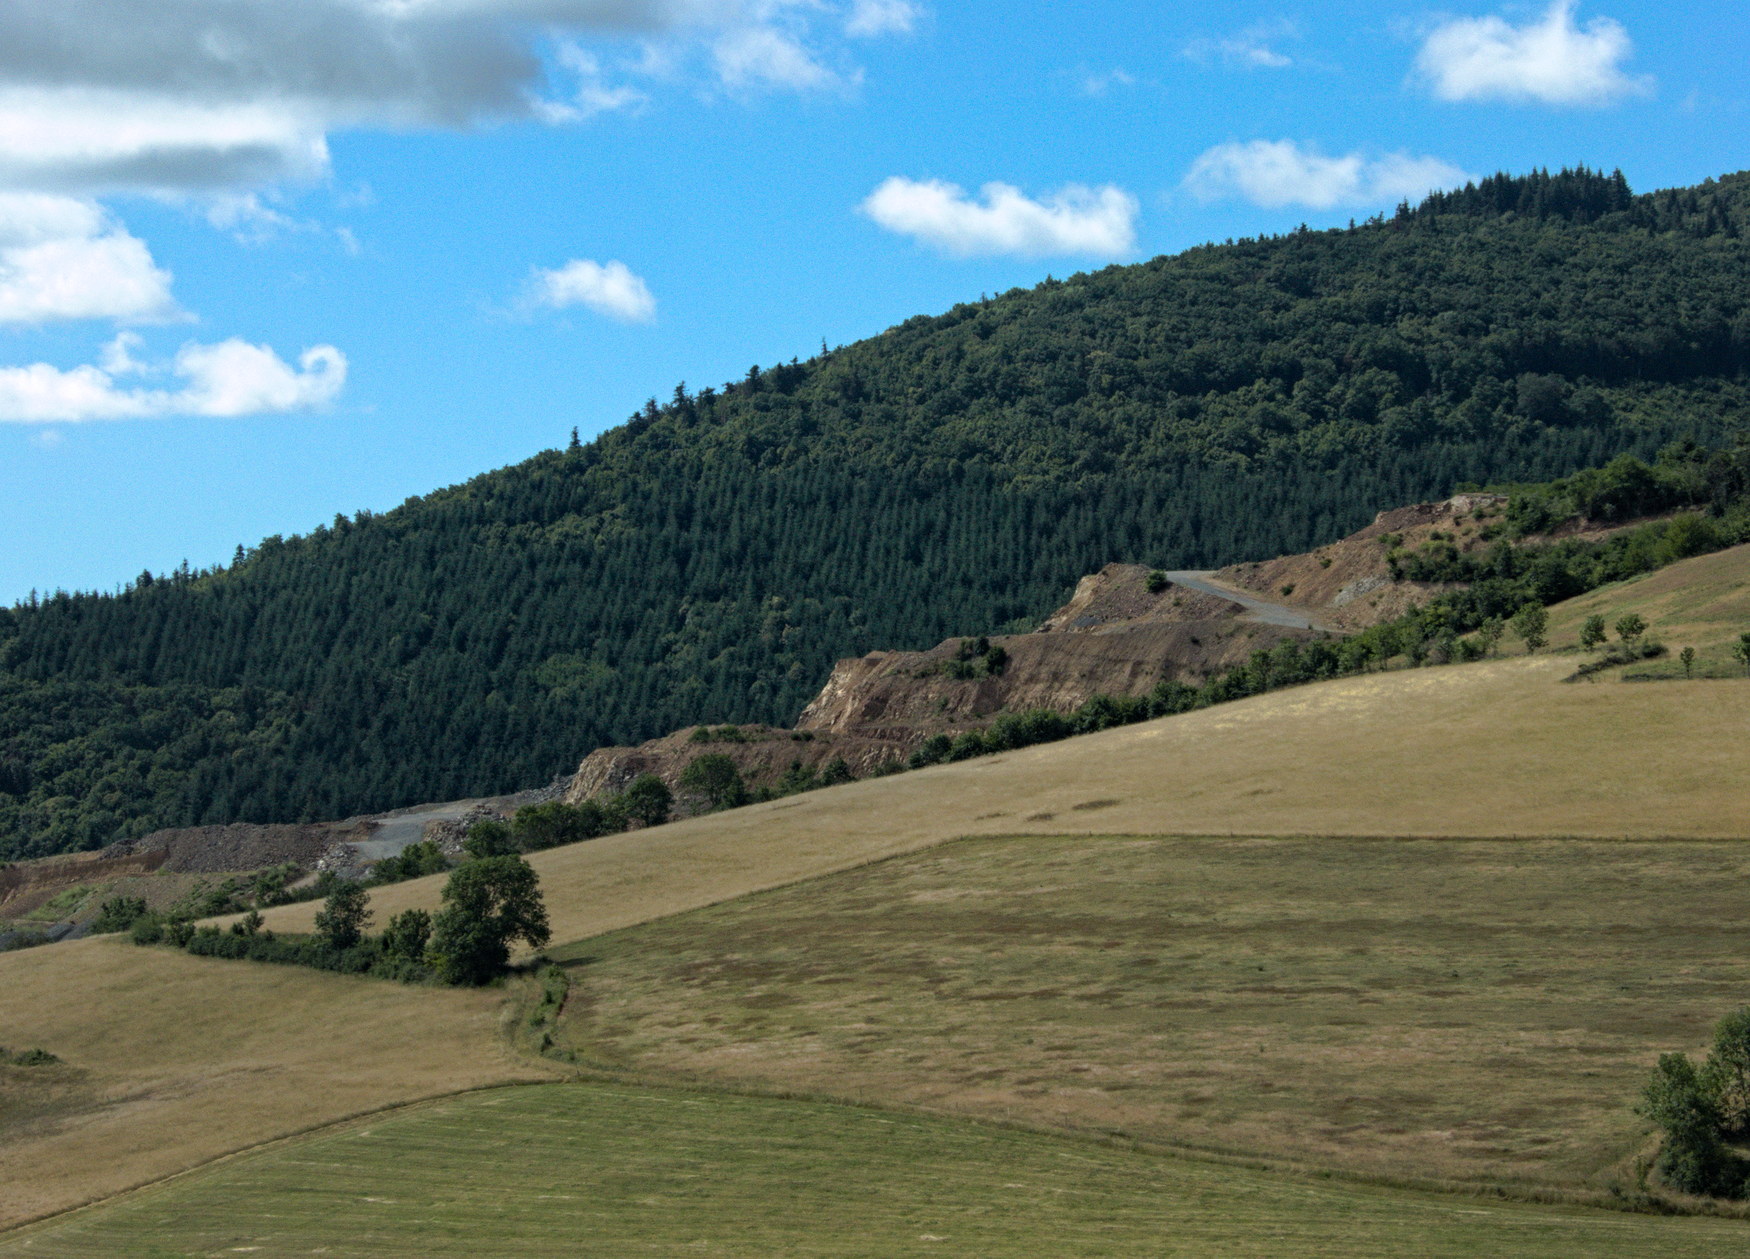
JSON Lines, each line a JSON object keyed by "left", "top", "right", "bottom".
{"left": 4, "top": 1081, "right": 1745, "bottom": 1258}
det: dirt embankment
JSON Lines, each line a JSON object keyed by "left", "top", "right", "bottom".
{"left": 797, "top": 564, "right": 1300, "bottom": 740}
{"left": 565, "top": 565, "right": 1314, "bottom": 808}
{"left": 564, "top": 726, "right": 908, "bottom": 807}
{"left": 1214, "top": 494, "right": 1507, "bottom": 631}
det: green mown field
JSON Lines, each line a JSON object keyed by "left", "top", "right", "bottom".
{"left": 5, "top": 1082, "right": 1745, "bottom": 1258}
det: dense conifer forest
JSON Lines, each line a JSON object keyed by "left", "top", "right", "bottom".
{"left": 4, "top": 167, "right": 1750, "bottom": 858}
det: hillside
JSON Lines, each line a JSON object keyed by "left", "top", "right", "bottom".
{"left": 5, "top": 167, "right": 1750, "bottom": 857}
{"left": 7, "top": 537, "right": 1750, "bottom": 1233}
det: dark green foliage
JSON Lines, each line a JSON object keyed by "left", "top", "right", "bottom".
{"left": 1640, "top": 1053, "right": 1742, "bottom": 1197}
{"left": 381, "top": 908, "right": 432, "bottom": 961}
{"left": 817, "top": 757, "right": 854, "bottom": 787}
{"left": 429, "top": 855, "right": 551, "bottom": 986}
{"left": 230, "top": 909, "right": 263, "bottom": 937}
{"left": 1511, "top": 604, "right": 1549, "bottom": 653}
{"left": 1615, "top": 613, "right": 1648, "bottom": 645}
{"left": 619, "top": 774, "right": 672, "bottom": 828}
{"left": 369, "top": 840, "right": 450, "bottom": 883}
{"left": 463, "top": 820, "right": 518, "bottom": 860}
{"left": 0, "top": 929, "right": 50, "bottom": 953}
{"left": 510, "top": 801, "right": 610, "bottom": 850}
{"left": 0, "top": 1046, "right": 59, "bottom": 1066}
{"left": 908, "top": 734, "right": 953, "bottom": 769}
{"left": 678, "top": 753, "right": 747, "bottom": 811}
{"left": 9, "top": 169, "right": 1750, "bottom": 857}
{"left": 1681, "top": 646, "right": 1697, "bottom": 678}
{"left": 1579, "top": 614, "right": 1607, "bottom": 651}
{"left": 90, "top": 895, "right": 150, "bottom": 934}
{"left": 1735, "top": 634, "right": 1750, "bottom": 675}
{"left": 313, "top": 881, "right": 370, "bottom": 950}
{"left": 1145, "top": 570, "right": 1168, "bottom": 593}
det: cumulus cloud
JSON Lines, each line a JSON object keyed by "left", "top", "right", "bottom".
{"left": 0, "top": 337, "right": 346, "bottom": 422}
{"left": 0, "top": 193, "right": 176, "bottom": 323}
{"left": 1415, "top": 0, "right": 1649, "bottom": 106}
{"left": 528, "top": 258, "right": 657, "bottom": 322}
{"left": 845, "top": 0, "right": 919, "bottom": 38}
{"left": 860, "top": 177, "right": 1138, "bottom": 258}
{"left": 1184, "top": 140, "right": 1472, "bottom": 210}
{"left": 0, "top": 1, "right": 903, "bottom": 196}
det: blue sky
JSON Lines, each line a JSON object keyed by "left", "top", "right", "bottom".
{"left": 0, "top": 0, "right": 1745, "bottom": 603}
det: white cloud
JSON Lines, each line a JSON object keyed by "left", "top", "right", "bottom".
{"left": 860, "top": 177, "right": 1138, "bottom": 258}
{"left": 712, "top": 25, "right": 844, "bottom": 93}
{"left": 528, "top": 259, "right": 657, "bottom": 323}
{"left": 0, "top": 337, "right": 346, "bottom": 422}
{"left": 1184, "top": 140, "right": 1472, "bottom": 210}
{"left": 1080, "top": 68, "right": 1136, "bottom": 97}
{"left": 1183, "top": 21, "right": 1296, "bottom": 70}
{"left": 845, "top": 0, "right": 919, "bottom": 38}
{"left": 0, "top": 193, "right": 176, "bottom": 323}
{"left": 1415, "top": 0, "right": 1649, "bottom": 106}
{"left": 533, "top": 45, "right": 648, "bottom": 123}
{"left": 0, "top": 2, "right": 885, "bottom": 197}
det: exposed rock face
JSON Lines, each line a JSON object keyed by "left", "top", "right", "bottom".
{"left": 1213, "top": 495, "right": 1503, "bottom": 631}
{"left": 795, "top": 564, "right": 1297, "bottom": 740}
{"left": 562, "top": 725, "right": 907, "bottom": 808}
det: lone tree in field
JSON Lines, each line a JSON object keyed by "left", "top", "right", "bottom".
{"left": 429, "top": 855, "right": 551, "bottom": 985}
{"left": 679, "top": 753, "right": 747, "bottom": 811}
{"left": 313, "top": 881, "right": 370, "bottom": 950}
{"left": 1578, "top": 613, "right": 1607, "bottom": 651}
{"left": 1735, "top": 633, "right": 1750, "bottom": 676}
{"left": 1510, "top": 604, "right": 1548, "bottom": 654}
{"left": 1614, "top": 613, "right": 1647, "bottom": 646}
{"left": 1681, "top": 646, "right": 1697, "bottom": 678}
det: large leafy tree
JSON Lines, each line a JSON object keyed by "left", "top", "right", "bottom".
{"left": 429, "top": 855, "right": 551, "bottom": 986}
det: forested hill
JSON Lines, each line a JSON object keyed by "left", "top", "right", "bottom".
{"left": 5, "top": 166, "right": 1750, "bottom": 858}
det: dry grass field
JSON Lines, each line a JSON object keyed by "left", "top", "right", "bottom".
{"left": 1545, "top": 541, "right": 1750, "bottom": 669}
{"left": 252, "top": 655, "right": 1750, "bottom": 951}
{"left": 552, "top": 834, "right": 1750, "bottom": 1196}
{"left": 0, "top": 937, "right": 554, "bottom": 1229}
{"left": 4, "top": 547, "right": 1749, "bottom": 1242}
{"left": 6, "top": 1082, "right": 1747, "bottom": 1259}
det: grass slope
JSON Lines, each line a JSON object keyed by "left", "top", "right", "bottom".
{"left": 256, "top": 656, "right": 1750, "bottom": 950}
{"left": 1545, "top": 539, "right": 1750, "bottom": 673}
{"left": 5, "top": 1082, "right": 1746, "bottom": 1259}
{"left": 7, "top": 545, "right": 1750, "bottom": 1235}
{"left": 553, "top": 833, "right": 1750, "bottom": 1195}
{"left": 0, "top": 939, "right": 552, "bottom": 1229}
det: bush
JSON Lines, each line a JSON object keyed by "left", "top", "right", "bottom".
{"left": 463, "top": 820, "right": 518, "bottom": 859}
{"left": 619, "top": 774, "right": 673, "bottom": 828}
{"left": 510, "top": 801, "right": 610, "bottom": 850}
{"left": 313, "top": 881, "right": 371, "bottom": 950}
{"left": 369, "top": 840, "right": 451, "bottom": 883}
{"left": 90, "top": 895, "right": 151, "bottom": 934}
{"left": 679, "top": 754, "right": 748, "bottom": 811}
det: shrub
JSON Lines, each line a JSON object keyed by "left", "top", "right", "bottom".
{"left": 908, "top": 733, "right": 952, "bottom": 769}
{"left": 619, "top": 774, "right": 673, "bottom": 827}
{"left": 463, "top": 820, "right": 518, "bottom": 859}
{"left": 313, "top": 881, "right": 371, "bottom": 950}
{"left": 381, "top": 908, "right": 433, "bottom": 961}
{"left": 90, "top": 895, "right": 151, "bottom": 934}
{"left": 679, "top": 754, "right": 748, "bottom": 811}
{"left": 510, "top": 801, "right": 610, "bottom": 851}
{"left": 1145, "top": 570, "right": 1169, "bottom": 593}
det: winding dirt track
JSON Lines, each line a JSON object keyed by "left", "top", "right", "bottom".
{"left": 1161, "top": 570, "right": 1342, "bottom": 633}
